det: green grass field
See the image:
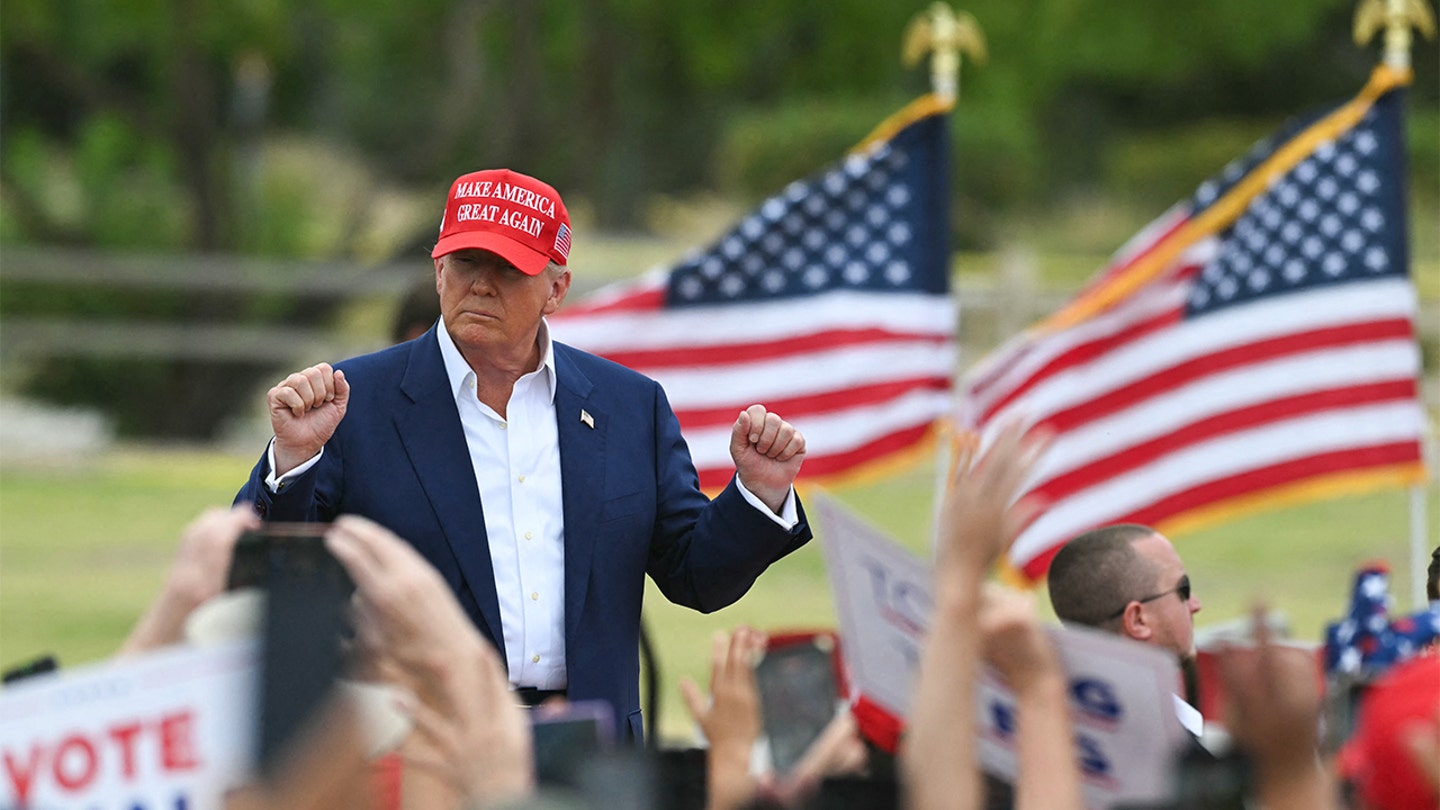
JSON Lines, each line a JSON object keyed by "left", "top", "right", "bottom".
{"left": 1, "top": 443, "right": 1434, "bottom": 742}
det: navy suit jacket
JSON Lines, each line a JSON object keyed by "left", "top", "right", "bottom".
{"left": 235, "top": 326, "right": 812, "bottom": 740}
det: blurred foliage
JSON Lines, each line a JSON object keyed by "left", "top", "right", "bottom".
{"left": 1, "top": 0, "right": 1436, "bottom": 437}
{"left": 4, "top": 0, "right": 1435, "bottom": 246}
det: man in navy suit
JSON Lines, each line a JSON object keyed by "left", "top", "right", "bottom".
{"left": 236, "top": 168, "right": 811, "bottom": 741}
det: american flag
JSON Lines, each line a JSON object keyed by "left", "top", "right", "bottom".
{"left": 551, "top": 96, "right": 956, "bottom": 490}
{"left": 960, "top": 66, "right": 1429, "bottom": 582}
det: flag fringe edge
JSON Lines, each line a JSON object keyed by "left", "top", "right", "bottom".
{"left": 1153, "top": 460, "right": 1429, "bottom": 539}
{"left": 851, "top": 94, "right": 954, "bottom": 155}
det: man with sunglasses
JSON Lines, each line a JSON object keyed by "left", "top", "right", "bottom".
{"left": 1046, "top": 524, "right": 1206, "bottom": 737}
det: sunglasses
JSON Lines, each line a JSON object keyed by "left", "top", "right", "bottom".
{"left": 1105, "top": 574, "right": 1192, "bottom": 621}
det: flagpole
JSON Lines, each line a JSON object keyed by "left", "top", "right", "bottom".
{"left": 902, "top": 4, "right": 984, "bottom": 551}
{"left": 1355, "top": 0, "right": 1436, "bottom": 605}
{"left": 1410, "top": 480, "right": 1430, "bottom": 608}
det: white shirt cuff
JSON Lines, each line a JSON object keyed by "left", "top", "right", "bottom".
{"left": 735, "top": 478, "right": 799, "bottom": 529}
{"left": 264, "top": 439, "right": 323, "bottom": 493}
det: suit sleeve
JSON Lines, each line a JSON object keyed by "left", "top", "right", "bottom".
{"left": 643, "top": 382, "right": 811, "bottom": 612}
{"left": 233, "top": 443, "right": 341, "bottom": 523}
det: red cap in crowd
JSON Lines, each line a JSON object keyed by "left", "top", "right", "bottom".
{"left": 1338, "top": 653, "right": 1440, "bottom": 810}
{"left": 431, "top": 168, "right": 572, "bottom": 276}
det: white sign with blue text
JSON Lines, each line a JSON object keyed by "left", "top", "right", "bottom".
{"left": 815, "top": 491, "right": 1185, "bottom": 808}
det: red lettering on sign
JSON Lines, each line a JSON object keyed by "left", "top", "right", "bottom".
{"left": 52, "top": 734, "right": 98, "bottom": 791}
{"left": 108, "top": 722, "right": 144, "bottom": 779}
{"left": 3, "top": 709, "right": 206, "bottom": 802}
{"left": 2, "top": 744, "right": 43, "bottom": 804}
{"left": 159, "top": 711, "right": 201, "bottom": 772}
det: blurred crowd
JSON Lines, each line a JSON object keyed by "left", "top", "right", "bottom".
{"left": 10, "top": 420, "right": 1428, "bottom": 810}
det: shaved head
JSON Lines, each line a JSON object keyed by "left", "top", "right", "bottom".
{"left": 1047, "top": 523, "right": 1202, "bottom": 662}
{"left": 1046, "top": 524, "right": 1159, "bottom": 629}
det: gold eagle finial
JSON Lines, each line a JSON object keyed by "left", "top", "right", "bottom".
{"left": 1354, "top": 0, "right": 1436, "bottom": 70}
{"left": 903, "top": 3, "right": 987, "bottom": 103}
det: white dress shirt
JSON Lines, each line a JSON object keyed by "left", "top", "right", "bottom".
{"left": 435, "top": 318, "right": 567, "bottom": 689}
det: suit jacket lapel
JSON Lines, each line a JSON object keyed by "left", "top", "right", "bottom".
{"left": 554, "top": 344, "right": 603, "bottom": 642}
{"left": 396, "top": 328, "right": 504, "bottom": 646}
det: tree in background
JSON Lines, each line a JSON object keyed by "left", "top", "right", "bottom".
{"left": 0, "top": 0, "right": 1434, "bottom": 436}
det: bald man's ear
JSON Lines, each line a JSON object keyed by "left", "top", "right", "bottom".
{"left": 1119, "top": 602, "right": 1153, "bottom": 643}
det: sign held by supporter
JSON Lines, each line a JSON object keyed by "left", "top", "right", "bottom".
{"left": 0, "top": 642, "right": 258, "bottom": 810}
{"left": 814, "top": 490, "right": 1186, "bottom": 807}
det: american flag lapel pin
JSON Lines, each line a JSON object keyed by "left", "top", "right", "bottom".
{"left": 580, "top": 409, "right": 595, "bottom": 429}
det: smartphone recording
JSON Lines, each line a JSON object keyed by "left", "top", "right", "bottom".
{"left": 755, "top": 631, "right": 844, "bottom": 776}
{"left": 226, "top": 523, "right": 355, "bottom": 778}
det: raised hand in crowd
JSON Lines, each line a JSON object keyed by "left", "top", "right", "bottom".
{"left": 324, "top": 515, "right": 534, "bottom": 809}
{"left": 1216, "top": 605, "right": 1337, "bottom": 810}
{"left": 681, "top": 627, "right": 768, "bottom": 810}
{"left": 978, "top": 584, "right": 1083, "bottom": 810}
{"left": 932, "top": 422, "right": 1048, "bottom": 590}
{"left": 902, "top": 421, "right": 1049, "bottom": 810}
{"left": 118, "top": 506, "right": 259, "bottom": 656}
{"left": 680, "top": 626, "right": 870, "bottom": 810}
{"left": 268, "top": 362, "right": 350, "bottom": 476}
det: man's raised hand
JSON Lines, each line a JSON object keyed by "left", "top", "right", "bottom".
{"left": 267, "top": 362, "right": 349, "bottom": 476}
{"left": 729, "top": 404, "right": 805, "bottom": 514}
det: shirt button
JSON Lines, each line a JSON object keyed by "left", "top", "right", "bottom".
{"left": 517, "top": 474, "right": 526, "bottom": 483}
{"left": 531, "top": 592, "right": 539, "bottom": 601}
{"left": 499, "top": 422, "right": 507, "bottom": 430}
{"left": 524, "top": 531, "right": 533, "bottom": 540}
{"left": 532, "top": 654, "right": 541, "bottom": 663}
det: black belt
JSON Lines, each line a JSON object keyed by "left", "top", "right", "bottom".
{"left": 514, "top": 687, "right": 568, "bottom": 707}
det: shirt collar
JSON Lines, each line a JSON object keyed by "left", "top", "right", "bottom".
{"left": 435, "top": 317, "right": 557, "bottom": 404}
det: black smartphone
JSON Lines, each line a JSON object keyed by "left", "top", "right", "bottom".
{"left": 754, "top": 631, "right": 842, "bottom": 776}
{"left": 2, "top": 654, "right": 58, "bottom": 684}
{"left": 229, "top": 524, "right": 355, "bottom": 778}
{"left": 227, "top": 523, "right": 347, "bottom": 592}
{"left": 531, "top": 700, "right": 615, "bottom": 788}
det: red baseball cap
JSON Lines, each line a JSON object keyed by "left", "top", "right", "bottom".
{"left": 431, "top": 168, "right": 572, "bottom": 276}
{"left": 1338, "top": 653, "right": 1440, "bottom": 810}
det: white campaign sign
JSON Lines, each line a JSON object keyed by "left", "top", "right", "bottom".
{"left": 814, "top": 491, "right": 932, "bottom": 719}
{"left": 975, "top": 625, "right": 1187, "bottom": 807}
{"left": 814, "top": 491, "right": 1186, "bottom": 808}
{"left": 0, "top": 641, "right": 259, "bottom": 810}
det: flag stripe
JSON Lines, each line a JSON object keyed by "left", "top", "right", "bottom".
{"left": 964, "top": 264, "right": 1197, "bottom": 415}
{"left": 1010, "top": 400, "right": 1424, "bottom": 566}
{"left": 1029, "top": 379, "right": 1420, "bottom": 505}
{"left": 673, "top": 376, "right": 951, "bottom": 431}
{"left": 980, "top": 279, "right": 1418, "bottom": 433}
{"left": 635, "top": 340, "right": 955, "bottom": 409}
{"left": 1039, "top": 318, "right": 1416, "bottom": 432}
{"left": 1018, "top": 447, "right": 1423, "bottom": 580}
{"left": 683, "top": 387, "right": 954, "bottom": 472}
{"left": 594, "top": 328, "right": 951, "bottom": 370}
{"left": 1032, "top": 339, "right": 1421, "bottom": 480}
{"left": 697, "top": 421, "right": 939, "bottom": 491}
{"left": 975, "top": 305, "right": 1184, "bottom": 424}
{"left": 555, "top": 291, "right": 953, "bottom": 352}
